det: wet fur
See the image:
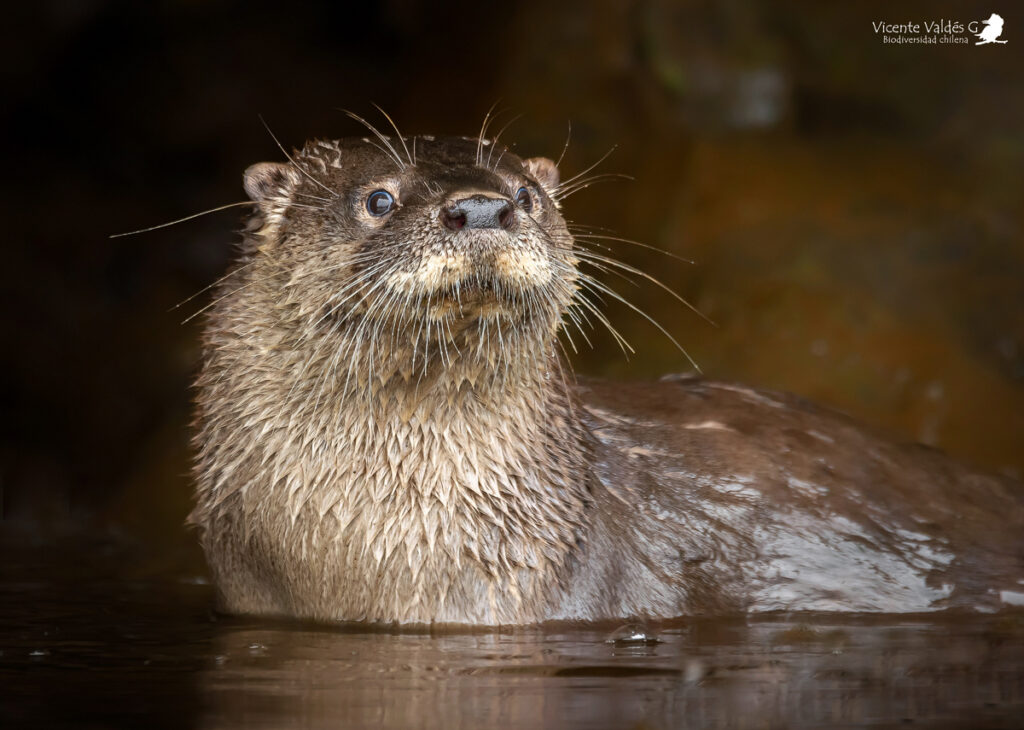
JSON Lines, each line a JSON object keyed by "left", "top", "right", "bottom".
{"left": 191, "top": 136, "right": 594, "bottom": 623}
{"left": 190, "top": 133, "right": 1024, "bottom": 625}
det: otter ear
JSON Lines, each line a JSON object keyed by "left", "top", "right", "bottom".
{"left": 243, "top": 162, "right": 300, "bottom": 203}
{"left": 523, "top": 157, "right": 560, "bottom": 194}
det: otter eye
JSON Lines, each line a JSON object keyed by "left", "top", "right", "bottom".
{"left": 366, "top": 190, "right": 396, "bottom": 216}
{"left": 514, "top": 186, "right": 533, "bottom": 213}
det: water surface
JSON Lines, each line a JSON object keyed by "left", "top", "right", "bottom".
{"left": 3, "top": 538, "right": 1023, "bottom": 729}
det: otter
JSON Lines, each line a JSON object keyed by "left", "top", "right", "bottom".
{"left": 189, "top": 131, "right": 1024, "bottom": 625}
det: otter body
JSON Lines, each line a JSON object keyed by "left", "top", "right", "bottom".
{"left": 190, "top": 133, "right": 1024, "bottom": 624}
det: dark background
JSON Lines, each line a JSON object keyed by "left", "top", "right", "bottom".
{"left": 2, "top": 0, "right": 1022, "bottom": 551}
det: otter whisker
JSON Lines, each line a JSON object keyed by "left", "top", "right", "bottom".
{"left": 513, "top": 220, "right": 597, "bottom": 353}
{"left": 487, "top": 113, "right": 524, "bottom": 171}
{"left": 575, "top": 252, "right": 641, "bottom": 288}
{"left": 363, "top": 138, "right": 408, "bottom": 170}
{"left": 560, "top": 286, "right": 600, "bottom": 347}
{"left": 525, "top": 214, "right": 704, "bottom": 360}
{"left": 294, "top": 191, "right": 334, "bottom": 204}
{"left": 295, "top": 259, "right": 395, "bottom": 343}
{"left": 339, "top": 335, "right": 363, "bottom": 401}
{"left": 570, "top": 293, "right": 633, "bottom": 356}
{"left": 565, "top": 273, "right": 636, "bottom": 356}
{"left": 557, "top": 321, "right": 580, "bottom": 354}
{"left": 442, "top": 311, "right": 462, "bottom": 370}
{"left": 553, "top": 146, "right": 616, "bottom": 194}
{"left": 339, "top": 304, "right": 389, "bottom": 398}
{"left": 371, "top": 103, "right": 414, "bottom": 168}
{"left": 495, "top": 312, "right": 511, "bottom": 383}
{"left": 182, "top": 274, "right": 272, "bottom": 325}
{"left": 319, "top": 274, "right": 403, "bottom": 395}
{"left": 578, "top": 275, "right": 699, "bottom": 371}
{"left": 338, "top": 268, "right": 405, "bottom": 351}
{"left": 575, "top": 249, "right": 714, "bottom": 325}
{"left": 376, "top": 284, "right": 422, "bottom": 364}
{"left": 492, "top": 147, "right": 510, "bottom": 173}
{"left": 259, "top": 115, "right": 339, "bottom": 199}
{"left": 342, "top": 109, "right": 407, "bottom": 171}
{"left": 110, "top": 201, "right": 256, "bottom": 239}
{"left": 476, "top": 100, "right": 502, "bottom": 167}
{"left": 286, "top": 271, "right": 398, "bottom": 401}
{"left": 409, "top": 287, "right": 430, "bottom": 371}
{"left": 568, "top": 228, "right": 695, "bottom": 265}
{"left": 552, "top": 173, "right": 634, "bottom": 202}
{"left": 410, "top": 285, "right": 439, "bottom": 373}
{"left": 310, "top": 318, "right": 348, "bottom": 414}
{"left": 386, "top": 289, "right": 413, "bottom": 347}
{"left": 420, "top": 294, "right": 436, "bottom": 379}
{"left": 558, "top": 306, "right": 589, "bottom": 353}
{"left": 555, "top": 120, "right": 573, "bottom": 169}
{"left": 282, "top": 202, "right": 331, "bottom": 211}
{"left": 520, "top": 214, "right": 573, "bottom": 251}
{"left": 171, "top": 258, "right": 261, "bottom": 312}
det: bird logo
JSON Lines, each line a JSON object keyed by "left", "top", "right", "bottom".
{"left": 974, "top": 13, "right": 1008, "bottom": 44}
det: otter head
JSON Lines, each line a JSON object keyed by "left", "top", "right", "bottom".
{"left": 238, "top": 135, "right": 574, "bottom": 388}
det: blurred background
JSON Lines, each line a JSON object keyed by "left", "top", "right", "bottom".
{"left": 2, "top": 0, "right": 1022, "bottom": 553}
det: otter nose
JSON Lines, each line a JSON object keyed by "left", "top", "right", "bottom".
{"left": 441, "top": 194, "right": 515, "bottom": 231}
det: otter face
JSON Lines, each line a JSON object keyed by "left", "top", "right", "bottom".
{"left": 241, "top": 136, "right": 577, "bottom": 371}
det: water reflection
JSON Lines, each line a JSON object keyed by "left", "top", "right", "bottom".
{"left": 198, "top": 615, "right": 1024, "bottom": 729}
{"left": 2, "top": 546, "right": 1023, "bottom": 729}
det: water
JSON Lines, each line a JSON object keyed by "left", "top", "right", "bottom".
{"left": 3, "top": 538, "right": 1023, "bottom": 729}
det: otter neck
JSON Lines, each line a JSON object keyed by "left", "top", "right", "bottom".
{"left": 271, "top": 337, "right": 591, "bottom": 623}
